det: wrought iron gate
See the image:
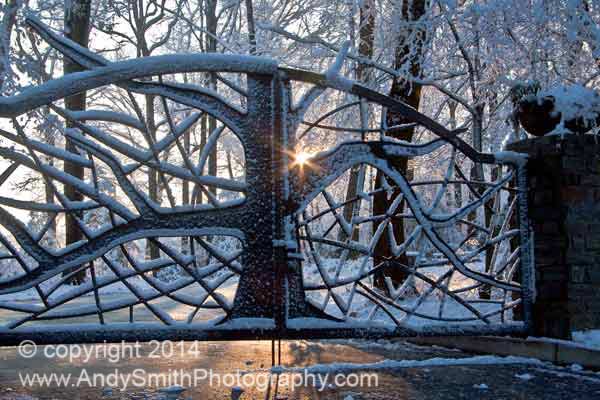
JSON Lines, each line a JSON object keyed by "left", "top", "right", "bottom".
{"left": 0, "top": 19, "right": 533, "bottom": 345}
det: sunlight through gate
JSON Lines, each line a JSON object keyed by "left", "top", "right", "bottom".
{"left": 0, "top": 19, "right": 533, "bottom": 344}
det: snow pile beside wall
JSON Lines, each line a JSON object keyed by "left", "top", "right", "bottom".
{"left": 572, "top": 329, "right": 600, "bottom": 350}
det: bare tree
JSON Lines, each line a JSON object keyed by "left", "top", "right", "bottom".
{"left": 63, "top": 0, "right": 92, "bottom": 284}
{"left": 206, "top": 0, "right": 218, "bottom": 195}
{"left": 372, "top": 0, "right": 428, "bottom": 295}
{"left": 0, "top": 0, "right": 19, "bottom": 93}
{"left": 94, "top": 0, "right": 181, "bottom": 262}
{"left": 245, "top": 0, "right": 257, "bottom": 54}
{"left": 339, "top": 0, "right": 375, "bottom": 250}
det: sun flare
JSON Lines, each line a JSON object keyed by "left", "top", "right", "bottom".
{"left": 295, "top": 151, "right": 313, "bottom": 165}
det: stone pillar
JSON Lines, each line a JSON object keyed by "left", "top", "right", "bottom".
{"left": 507, "top": 134, "right": 600, "bottom": 339}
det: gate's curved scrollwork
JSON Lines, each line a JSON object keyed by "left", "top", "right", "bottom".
{"left": 0, "top": 18, "right": 533, "bottom": 344}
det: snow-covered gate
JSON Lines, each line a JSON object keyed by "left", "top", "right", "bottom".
{"left": 0, "top": 19, "right": 533, "bottom": 345}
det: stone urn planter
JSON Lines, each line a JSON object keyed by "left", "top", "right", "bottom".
{"left": 513, "top": 84, "right": 600, "bottom": 137}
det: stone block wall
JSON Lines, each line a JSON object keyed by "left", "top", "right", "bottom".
{"left": 507, "top": 134, "right": 600, "bottom": 338}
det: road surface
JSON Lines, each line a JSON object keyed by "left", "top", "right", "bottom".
{"left": 0, "top": 339, "right": 599, "bottom": 399}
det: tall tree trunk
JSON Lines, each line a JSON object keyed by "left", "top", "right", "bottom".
{"left": 467, "top": 9, "right": 486, "bottom": 244}
{"left": 339, "top": 0, "right": 375, "bottom": 252}
{"left": 63, "top": 0, "right": 91, "bottom": 285}
{"left": 145, "top": 92, "right": 160, "bottom": 261}
{"left": 206, "top": 0, "right": 218, "bottom": 196}
{"left": 133, "top": 16, "right": 161, "bottom": 263}
{"left": 373, "top": 0, "right": 427, "bottom": 295}
{"left": 45, "top": 128, "right": 57, "bottom": 246}
{"left": 182, "top": 74, "right": 191, "bottom": 254}
{"left": 226, "top": 151, "right": 234, "bottom": 180}
{"left": 0, "top": 0, "right": 18, "bottom": 92}
{"left": 448, "top": 101, "right": 462, "bottom": 209}
{"left": 245, "top": 0, "right": 257, "bottom": 54}
{"left": 197, "top": 114, "right": 208, "bottom": 204}
{"left": 467, "top": 105, "right": 485, "bottom": 235}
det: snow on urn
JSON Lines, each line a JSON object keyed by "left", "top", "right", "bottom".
{"left": 513, "top": 82, "right": 600, "bottom": 137}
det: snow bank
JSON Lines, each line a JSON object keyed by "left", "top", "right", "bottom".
{"left": 272, "top": 354, "right": 545, "bottom": 374}
{"left": 572, "top": 329, "right": 600, "bottom": 350}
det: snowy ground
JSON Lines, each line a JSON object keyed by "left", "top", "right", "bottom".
{"left": 0, "top": 277, "right": 238, "bottom": 326}
{"left": 302, "top": 257, "right": 517, "bottom": 329}
{"left": 573, "top": 330, "right": 600, "bottom": 350}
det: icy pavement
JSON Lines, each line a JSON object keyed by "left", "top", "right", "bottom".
{"left": 0, "top": 340, "right": 598, "bottom": 399}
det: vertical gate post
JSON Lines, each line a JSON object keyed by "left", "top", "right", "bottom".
{"left": 229, "top": 73, "right": 329, "bottom": 328}
{"left": 229, "top": 74, "right": 279, "bottom": 320}
{"left": 508, "top": 134, "right": 600, "bottom": 339}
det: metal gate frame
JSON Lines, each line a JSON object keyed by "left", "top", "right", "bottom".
{"left": 0, "top": 19, "right": 533, "bottom": 345}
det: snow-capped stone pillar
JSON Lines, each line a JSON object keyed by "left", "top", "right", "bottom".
{"left": 507, "top": 134, "right": 600, "bottom": 339}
